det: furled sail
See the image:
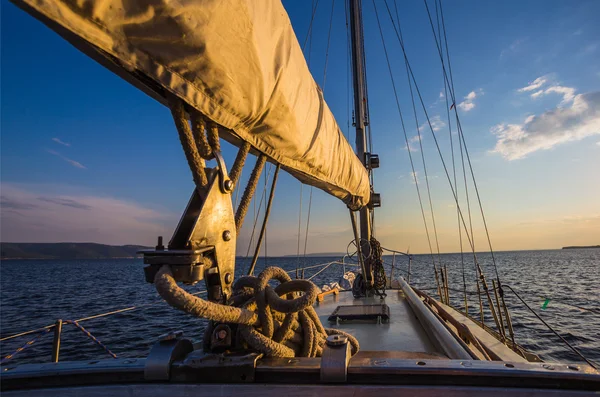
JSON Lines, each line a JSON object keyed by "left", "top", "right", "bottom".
{"left": 13, "top": 0, "right": 371, "bottom": 209}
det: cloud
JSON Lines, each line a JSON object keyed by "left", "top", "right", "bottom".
{"left": 500, "top": 38, "right": 525, "bottom": 58}
{"left": 582, "top": 43, "right": 598, "bottom": 55}
{"left": 410, "top": 171, "right": 420, "bottom": 184}
{"left": 0, "top": 184, "right": 176, "bottom": 245}
{"left": 52, "top": 137, "right": 71, "bottom": 147}
{"left": 518, "top": 76, "right": 548, "bottom": 92}
{"left": 418, "top": 115, "right": 446, "bottom": 132}
{"left": 37, "top": 197, "right": 92, "bottom": 210}
{"left": 404, "top": 135, "right": 420, "bottom": 152}
{"left": 518, "top": 75, "right": 575, "bottom": 105}
{"left": 458, "top": 90, "right": 482, "bottom": 112}
{"left": 491, "top": 91, "right": 600, "bottom": 160}
{"left": 439, "top": 91, "right": 445, "bottom": 99}
{"left": 46, "top": 149, "right": 87, "bottom": 169}
{"left": 532, "top": 85, "right": 576, "bottom": 105}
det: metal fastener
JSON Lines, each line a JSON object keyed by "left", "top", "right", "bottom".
{"left": 222, "top": 230, "right": 232, "bottom": 241}
{"left": 326, "top": 334, "right": 348, "bottom": 347}
{"left": 224, "top": 179, "right": 234, "bottom": 192}
{"left": 216, "top": 330, "right": 228, "bottom": 340}
{"left": 225, "top": 273, "right": 233, "bottom": 284}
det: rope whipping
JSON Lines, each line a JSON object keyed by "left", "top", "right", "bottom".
{"left": 155, "top": 265, "right": 359, "bottom": 358}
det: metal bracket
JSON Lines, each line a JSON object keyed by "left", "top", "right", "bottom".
{"left": 213, "top": 150, "right": 234, "bottom": 194}
{"left": 173, "top": 351, "right": 262, "bottom": 383}
{"left": 145, "top": 332, "right": 194, "bottom": 381}
{"left": 140, "top": 164, "right": 236, "bottom": 301}
{"left": 320, "top": 334, "right": 351, "bottom": 383}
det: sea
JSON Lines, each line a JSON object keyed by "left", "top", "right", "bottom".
{"left": 1, "top": 248, "right": 599, "bottom": 367}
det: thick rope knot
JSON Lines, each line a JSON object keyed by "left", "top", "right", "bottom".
{"left": 155, "top": 265, "right": 359, "bottom": 358}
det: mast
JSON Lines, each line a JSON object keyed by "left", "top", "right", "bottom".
{"left": 349, "top": 0, "right": 375, "bottom": 279}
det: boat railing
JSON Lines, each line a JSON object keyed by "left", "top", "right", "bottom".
{"left": 0, "top": 260, "right": 351, "bottom": 365}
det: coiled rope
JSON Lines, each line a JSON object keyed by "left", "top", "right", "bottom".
{"left": 155, "top": 265, "right": 359, "bottom": 358}
{"left": 370, "top": 237, "right": 387, "bottom": 298}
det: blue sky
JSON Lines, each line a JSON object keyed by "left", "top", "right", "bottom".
{"left": 1, "top": 0, "right": 599, "bottom": 255}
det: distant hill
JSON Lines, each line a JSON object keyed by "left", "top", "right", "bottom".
{"left": 0, "top": 243, "right": 151, "bottom": 259}
{"left": 562, "top": 245, "right": 600, "bottom": 250}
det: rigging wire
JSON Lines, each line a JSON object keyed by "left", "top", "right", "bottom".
{"left": 322, "top": 0, "right": 336, "bottom": 91}
{"left": 301, "top": 0, "right": 338, "bottom": 278}
{"left": 302, "top": 0, "right": 320, "bottom": 54}
{"left": 264, "top": 163, "right": 268, "bottom": 267}
{"left": 430, "top": 0, "right": 467, "bottom": 311}
{"left": 296, "top": 184, "right": 303, "bottom": 279}
{"left": 244, "top": 164, "right": 274, "bottom": 260}
{"left": 385, "top": 0, "right": 506, "bottom": 334}
{"left": 390, "top": 1, "right": 443, "bottom": 278}
{"left": 383, "top": 0, "right": 479, "bottom": 261}
{"left": 297, "top": 0, "right": 323, "bottom": 279}
{"left": 423, "top": 0, "right": 502, "bottom": 282}
{"left": 345, "top": 0, "right": 352, "bottom": 142}
{"left": 371, "top": 0, "right": 442, "bottom": 299}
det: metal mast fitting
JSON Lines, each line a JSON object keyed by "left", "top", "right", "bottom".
{"left": 141, "top": 157, "right": 237, "bottom": 303}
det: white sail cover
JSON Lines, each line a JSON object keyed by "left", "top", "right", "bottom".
{"left": 14, "top": 0, "right": 370, "bottom": 208}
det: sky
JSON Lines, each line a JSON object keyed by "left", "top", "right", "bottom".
{"left": 1, "top": 0, "right": 599, "bottom": 256}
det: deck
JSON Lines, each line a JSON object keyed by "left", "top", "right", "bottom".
{"left": 314, "top": 289, "right": 444, "bottom": 357}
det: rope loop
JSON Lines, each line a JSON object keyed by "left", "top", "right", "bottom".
{"left": 156, "top": 265, "right": 359, "bottom": 358}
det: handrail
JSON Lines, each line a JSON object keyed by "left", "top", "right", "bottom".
{"left": 381, "top": 246, "right": 411, "bottom": 257}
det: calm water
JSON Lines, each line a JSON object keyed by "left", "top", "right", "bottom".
{"left": 1, "top": 249, "right": 599, "bottom": 366}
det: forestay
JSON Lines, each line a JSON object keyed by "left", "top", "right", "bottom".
{"left": 13, "top": 0, "right": 371, "bottom": 209}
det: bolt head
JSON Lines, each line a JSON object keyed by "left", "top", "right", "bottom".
{"left": 225, "top": 272, "right": 233, "bottom": 284}
{"left": 326, "top": 334, "right": 348, "bottom": 346}
{"left": 224, "top": 179, "right": 234, "bottom": 192}
{"left": 216, "top": 330, "right": 228, "bottom": 340}
{"left": 222, "top": 230, "right": 232, "bottom": 241}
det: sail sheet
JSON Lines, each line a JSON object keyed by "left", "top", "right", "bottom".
{"left": 13, "top": 0, "right": 371, "bottom": 209}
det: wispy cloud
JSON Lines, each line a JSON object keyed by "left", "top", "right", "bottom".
{"left": 500, "top": 38, "right": 525, "bottom": 58}
{"left": 491, "top": 89, "right": 600, "bottom": 160}
{"left": 37, "top": 197, "right": 92, "bottom": 210}
{"left": 52, "top": 137, "right": 71, "bottom": 147}
{"left": 518, "top": 76, "right": 548, "bottom": 92}
{"left": 519, "top": 75, "right": 576, "bottom": 106}
{"left": 458, "top": 90, "right": 482, "bottom": 112}
{"left": 46, "top": 149, "right": 87, "bottom": 169}
{"left": 531, "top": 85, "right": 576, "bottom": 105}
{"left": 582, "top": 42, "right": 598, "bottom": 55}
{"left": 0, "top": 184, "right": 176, "bottom": 245}
{"left": 419, "top": 115, "right": 446, "bottom": 132}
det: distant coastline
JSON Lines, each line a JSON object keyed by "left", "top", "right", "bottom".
{"left": 561, "top": 245, "right": 600, "bottom": 250}
{"left": 2, "top": 242, "right": 598, "bottom": 260}
{"left": 0, "top": 243, "right": 150, "bottom": 260}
